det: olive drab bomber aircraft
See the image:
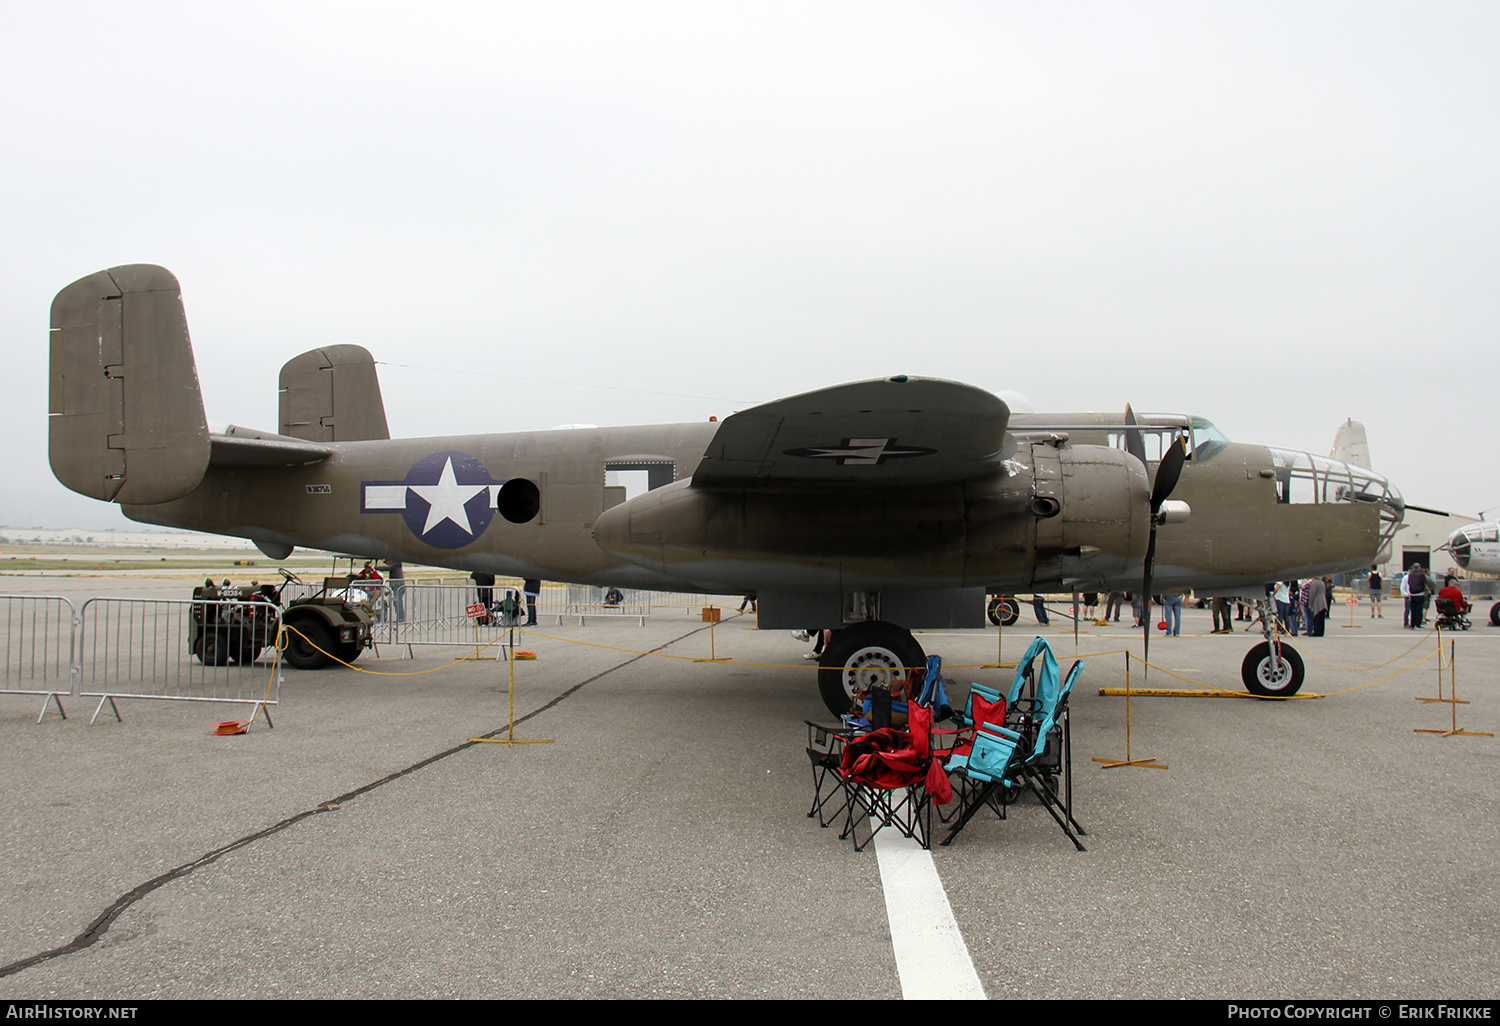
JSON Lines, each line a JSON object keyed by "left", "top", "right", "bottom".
{"left": 49, "top": 265, "right": 1409, "bottom": 714}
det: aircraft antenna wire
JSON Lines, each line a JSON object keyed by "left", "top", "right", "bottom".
{"left": 375, "top": 361, "right": 759, "bottom": 405}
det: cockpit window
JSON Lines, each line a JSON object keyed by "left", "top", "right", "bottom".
{"left": 1104, "top": 414, "right": 1229, "bottom": 464}
{"left": 1188, "top": 419, "right": 1229, "bottom": 462}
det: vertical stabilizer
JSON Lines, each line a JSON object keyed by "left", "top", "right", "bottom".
{"left": 1330, "top": 419, "right": 1371, "bottom": 470}
{"left": 48, "top": 265, "right": 211, "bottom": 504}
{"left": 278, "top": 344, "right": 391, "bottom": 442}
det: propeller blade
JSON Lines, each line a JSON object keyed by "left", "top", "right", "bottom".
{"left": 1122, "top": 405, "right": 1148, "bottom": 466}
{"left": 1151, "top": 436, "right": 1187, "bottom": 511}
{"left": 1141, "top": 528, "right": 1157, "bottom": 675}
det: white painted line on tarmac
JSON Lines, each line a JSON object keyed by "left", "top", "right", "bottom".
{"left": 873, "top": 826, "right": 986, "bottom": 1000}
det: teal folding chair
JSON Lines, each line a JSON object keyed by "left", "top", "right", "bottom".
{"left": 941, "top": 657, "right": 1087, "bottom": 850}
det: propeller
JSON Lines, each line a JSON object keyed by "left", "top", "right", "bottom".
{"left": 1139, "top": 435, "right": 1187, "bottom": 676}
{"left": 1122, "top": 404, "right": 1148, "bottom": 466}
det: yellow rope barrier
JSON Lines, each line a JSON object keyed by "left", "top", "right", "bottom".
{"left": 266, "top": 619, "right": 1455, "bottom": 708}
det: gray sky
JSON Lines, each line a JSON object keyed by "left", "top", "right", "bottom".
{"left": 5, "top": 1, "right": 1498, "bottom": 532}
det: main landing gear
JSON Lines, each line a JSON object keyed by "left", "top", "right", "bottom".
{"left": 816, "top": 620, "right": 925, "bottom": 718}
{"left": 986, "top": 596, "right": 1020, "bottom": 626}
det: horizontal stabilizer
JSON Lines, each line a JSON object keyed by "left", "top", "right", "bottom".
{"left": 49, "top": 265, "right": 210, "bottom": 504}
{"left": 692, "top": 376, "right": 1011, "bottom": 488}
{"left": 209, "top": 426, "right": 335, "bottom": 467}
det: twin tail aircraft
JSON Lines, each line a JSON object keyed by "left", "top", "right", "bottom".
{"left": 48, "top": 265, "right": 1407, "bottom": 713}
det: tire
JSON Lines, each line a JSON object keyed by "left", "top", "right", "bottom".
{"left": 986, "top": 597, "right": 1020, "bottom": 627}
{"left": 817, "top": 621, "right": 926, "bottom": 718}
{"left": 1491, "top": 602, "right": 1500, "bottom": 627}
{"left": 282, "top": 616, "right": 335, "bottom": 670}
{"left": 194, "top": 629, "right": 231, "bottom": 666}
{"left": 1241, "top": 640, "right": 1305, "bottom": 698}
{"left": 238, "top": 644, "right": 262, "bottom": 665}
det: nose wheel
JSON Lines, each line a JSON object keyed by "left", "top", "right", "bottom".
{"left": 1241, "top": 640, "right": 1305, "bottom": 698}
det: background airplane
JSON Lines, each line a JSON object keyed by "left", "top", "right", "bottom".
{"left": 1444, "top": 518, "right": 1500, "bottom": 625}
{"left": 49, "top": 265, "right": 1407, "bottom": 712}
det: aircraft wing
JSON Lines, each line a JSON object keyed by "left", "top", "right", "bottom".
{"left": 208, "top": 433, "right": 335, "bottom": 467}
{"left": 691, "top": 376, "right": 1011, "bottom": 488}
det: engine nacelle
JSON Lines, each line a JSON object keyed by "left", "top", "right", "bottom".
{"left": 592, "top": 441, "right": 1150, "bottom": 594}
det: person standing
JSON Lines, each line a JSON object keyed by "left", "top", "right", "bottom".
{"left": 1211, "top": 596, "right": 1233, "bottom": 633}
{"left": 1407, "top": 565, "right": 1430, "bottom": 630}
{"left": 1106, "top": 592, "right": 1123, "bottom": 622}
{"left": 1163, "top": 592, "right": 1183, "bottom": 636}
{"left": 1368, "top": 567, "right": 1382, "bottom": 618}
{"left": 1400, "top": 569, "right": 1412, "bottom": 628}
{"left": 382, "top": 559, "right": 405, "bottom": 622}
{"left": 470, "top": 570, "right": 495, "bottom": 626}
{"left": 1032, "top": 594, "right": 1050, "bottom": 626}
{"left": 1273, "top": 581, "right": 1296, "bottom": 635}
{"left": 523, "top": 578, "right": 541, "bottom": 626}
{"left": 1299, "top": 579, "right": 1316, "bottom": 636}
{"left": 1311, "top": 577, "right": 1330, "bottom": 636}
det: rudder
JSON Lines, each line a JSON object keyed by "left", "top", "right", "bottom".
{"left": 48, "top": 264, "right": 210, "bottom": 504}
{"left": 278, "top": 344, "right": 391, "bottom": 442}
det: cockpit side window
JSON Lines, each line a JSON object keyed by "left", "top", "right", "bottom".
{"left": 1188, "top": 419, "right": 1229, "bottom": 461}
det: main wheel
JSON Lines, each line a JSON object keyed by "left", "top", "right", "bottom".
{"left": 1490, "top": 602, "right": 1500, "bottom": 627}
{"left": 194, "top": 629, "right": 231, "bottom": 666}
{"left": 282, "top": 617, "right": 335, "bottom": 669}
{"left": 1241, "top": 641, "right": 1305, "bottom": 698}
{"left": 986, "top": 597, "right": 1020, "bottom": 627}
{"left": 817, "top": 621, "right": 925, "bottom": 718}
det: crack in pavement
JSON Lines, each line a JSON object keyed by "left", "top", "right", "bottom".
{"left": 0, "top": 617, "right": 727, "bottom": 980}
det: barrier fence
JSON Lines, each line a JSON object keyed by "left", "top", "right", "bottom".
{"left": 0, "top": 596, "right": 77, "bottom": 719}
{"left": 364, "top": 582, "right": 740, "bottom": 649}
{"left": 0, "top": 595, "right": 282, "bottom": 723}
{"left": 0, "top": 583, "right": 741, "bottom": 718}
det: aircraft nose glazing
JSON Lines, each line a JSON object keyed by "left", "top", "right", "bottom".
{"left": 1266, "top": 446, "right": 1404, "bottom": 553}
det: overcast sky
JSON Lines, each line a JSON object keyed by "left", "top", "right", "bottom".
{"left": 4, "top": 1, "right": 1497, "bottom": 534}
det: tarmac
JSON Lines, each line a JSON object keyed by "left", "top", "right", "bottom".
{"left": 0, "top": 577, "right": 1496, "bottom": 1000}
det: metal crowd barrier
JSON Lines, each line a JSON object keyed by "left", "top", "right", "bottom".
{"left": 366, "top": 582, "right": 743, "bottom": 648}
{"left": 369, "top": 583, "right": 515, "bottom": 652}
{"left": 0, "top": 595, "right": 284, "bottom": 725}
{"left": 76, "top": 597, "right": 283, "bottom": 724}
{"left": 0, "top": 595, "right": 77, "bottom": 721}
{"left": 563, "top": 584, "right": 648, "bottom": 625}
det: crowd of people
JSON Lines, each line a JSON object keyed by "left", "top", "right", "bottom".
{"left": 1013, "top": 563, "right": 1470, "bottom": 638}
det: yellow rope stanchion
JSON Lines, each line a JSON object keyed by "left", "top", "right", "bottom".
{"left": 1094, "top": 650, "right": 1167, "bottom": 770}
{"left": 471, "top": 627, "right": 553, "bottom": 746}
{"left": 1415, "top": 639, "right": 1492, "bottom": 739}
{"left": 693, "top": 606, "right": 730, "bottom": 662}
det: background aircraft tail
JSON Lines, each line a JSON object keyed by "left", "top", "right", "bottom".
{"left": 48, "top": 265, "right": 211, "bottom": 504}
{"left": 1330, "top": 418, "right": 1371, "bottom": 469}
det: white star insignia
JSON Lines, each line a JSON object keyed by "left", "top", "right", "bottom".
{"left": 408, "top": 457, "right": 489, "bottom": 537}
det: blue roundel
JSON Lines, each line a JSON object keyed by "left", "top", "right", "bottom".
{"left": 398, "top": 451, "right": 498, "bottom": 549}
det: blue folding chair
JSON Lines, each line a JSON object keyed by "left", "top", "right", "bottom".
{"left": 941, "top": 652, "right": 1087, "bottom": 850}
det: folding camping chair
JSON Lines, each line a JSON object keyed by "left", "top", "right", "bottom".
{"left": 941, "top": 655, "right": 1087, "bottom": 850}
{"left": 805, "top": 656, "right": 954, "bottom": 851}
{"left": 936, "top": 636, "right": 1055, "bottom": 823}
{"left": 806, "top": 720, "right": 859, "bottom": 828}
{"left": 836, "top": 700, "right": 952, "bottom": 851}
